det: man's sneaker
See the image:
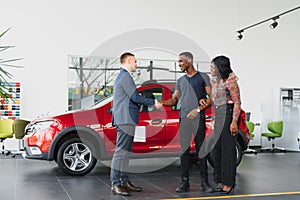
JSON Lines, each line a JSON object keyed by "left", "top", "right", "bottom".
{"left": 201, "top": 181, "right": 214, "bottom": 193}
{"left": 216, "top": 183, "right": 223, "bottom": 192}
{"left": 176, "top": 179, "right": 190, "bottom": 193}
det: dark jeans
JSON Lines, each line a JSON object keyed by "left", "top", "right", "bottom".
{"left": 213, "top": 104, "right": 237, "bottom": 187}
{"left": 179, "top": 116, "right": 208, "bottom": 180}
{"left": 110, "top": 124, "right": 135, "bottom": 186}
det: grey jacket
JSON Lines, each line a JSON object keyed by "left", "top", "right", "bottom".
{"left": 112, "top": 68, "right": 155, "bottom": 126}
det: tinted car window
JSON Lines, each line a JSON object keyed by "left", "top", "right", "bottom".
{"left": 171, "top": 87, "right": 181, "bottom": 111}
{"left": 139, "top": 88, "right": 163, "bottom": 112}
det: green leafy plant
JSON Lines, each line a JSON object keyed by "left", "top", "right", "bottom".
{"left": 0, "top": 28, "right": 22, "bottom": 103}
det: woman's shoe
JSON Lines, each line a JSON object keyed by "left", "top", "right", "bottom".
{"left": 219, "top": 186, "right": 234, "bottom": 195}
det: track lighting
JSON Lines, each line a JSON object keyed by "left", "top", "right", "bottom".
{"left": 236, "top": 6, "right": 300, "bottom": 40}
{"left": 270, "top": 17, "right": 279, "bottom": 29}
{"left": 270, "top": 20, "right": 278, "bottom": 29}
{"left": 237, "top": 31, "right": 243, "bottom": 40}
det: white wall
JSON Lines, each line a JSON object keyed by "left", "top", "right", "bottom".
{"left": 1, "top": 0, "right": 300, "bottom": 129}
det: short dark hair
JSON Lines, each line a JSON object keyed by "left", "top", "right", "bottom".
{"left": 120, "top": 52, "right": 135, "bottom": 64}
{"left": 211, "top": 55, "right": 232, "bottom": 79}
{"left": 179, "top": 52, "right": 193, "bottom": 62}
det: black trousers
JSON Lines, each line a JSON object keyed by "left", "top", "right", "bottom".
{"left": 179, "top": 116, "right": 208, "bottom": 180}
{"left": 213, "top": 104, "right": 237, "bottom": 187}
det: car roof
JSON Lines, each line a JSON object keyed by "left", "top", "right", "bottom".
{"left": 141, "top": 79, "right": 176, "bottom": 86}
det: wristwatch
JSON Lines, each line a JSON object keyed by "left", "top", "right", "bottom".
{"left": 196, "top": 108, "right": 200, "bottom": 113}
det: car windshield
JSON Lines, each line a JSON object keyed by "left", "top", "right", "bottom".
{"left": 86, "top": 95, "right": 113, "bottom": 109}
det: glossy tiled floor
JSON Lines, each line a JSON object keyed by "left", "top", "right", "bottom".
{"left": 1, "top": 152, "right": 300, "bottom": 200}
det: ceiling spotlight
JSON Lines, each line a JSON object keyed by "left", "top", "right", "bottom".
{"left": 237, "top": 33, "right": 243, "bottom": 40}
{"left": 236, "top": 6, "right": 300, "bottom": 39}
{"left": 270, "top": 16, "right": 279, "bottom": 29}
{"left": 237, "top": 31, "right": 243, "bottom": 40}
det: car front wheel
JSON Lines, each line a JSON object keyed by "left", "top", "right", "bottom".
{"left": 57, "top": 138, "right": 97, "bottom": 176}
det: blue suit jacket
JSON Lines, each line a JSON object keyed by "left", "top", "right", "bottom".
{"left": 112, "top": 68, "right": 155, "bottom": 126}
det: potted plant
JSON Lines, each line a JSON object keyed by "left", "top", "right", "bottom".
{"left": 0, "top": 28, "right": 22, "bottom": 103}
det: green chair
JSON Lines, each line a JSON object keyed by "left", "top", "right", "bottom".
{"left": 261, "top": 120, "right": 285, "bottom": 152}
{"left": 245, "top": 121, "right": 257, "bottom": 154}
{"left": 0, "top": 119, "right": 14, "bottom": 155}
{"left": 13, "top": 119, "right": 30, "bottom": 154}
{"left": 13, "top": 119, "right": 30, "bottom": 139}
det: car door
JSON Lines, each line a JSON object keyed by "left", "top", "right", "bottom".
{"left": 133, "top": 86, "right": 167, "bottom": 153}
{"left": 138, "top": 84, "right": 181, "bottom": 154}
{"left": 162, "top": 86, "right": 181, "bottom": 152}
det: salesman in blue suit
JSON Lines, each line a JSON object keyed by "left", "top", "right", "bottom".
{"left": 110, "top": 52, "right": 162, "bottom": 196}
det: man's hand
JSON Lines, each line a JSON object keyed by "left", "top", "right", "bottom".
{"left": 199, "top": 97, "right": 211, "bottom": 109}
{"left": 187, "top": 109, "right": 199, "bottom": 120}
{"left": 199, "top": 105, "right": 206, "bottom": 111}
{"left": 154, "top": 99, "right": 162, "bottom": 110}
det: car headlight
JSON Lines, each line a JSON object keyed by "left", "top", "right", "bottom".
{"left": 25, "top": 120, "right": 54, "bottom": 135}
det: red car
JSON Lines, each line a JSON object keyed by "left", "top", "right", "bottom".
{"left": 23, "top": 81, "right": 250, "bottom": 176}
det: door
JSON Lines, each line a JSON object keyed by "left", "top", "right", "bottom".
{"left": 133, "top": 87, "right": 167, "bottom": 153}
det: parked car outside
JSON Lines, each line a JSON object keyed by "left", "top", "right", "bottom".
{"left": 23, "top": 81, "right": 250, "bottom": 176}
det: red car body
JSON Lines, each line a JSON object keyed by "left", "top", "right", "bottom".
{"left": 23, "top": 82, "right": 249, "bottom": 176}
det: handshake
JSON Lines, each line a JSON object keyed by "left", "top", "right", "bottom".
{"left": 154, "top": 99, "right": 163, "bottom": 110}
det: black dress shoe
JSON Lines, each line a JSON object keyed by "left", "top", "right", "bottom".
{"left": 122, "top": 181, "right": 142, "bottom": 192}
{"left": 201, "top": 181, "right": 214, "bottom": 193}
{"left": 176, "top": 179, "right": 190, "bottom": 193}
{"left": 111, "top": 185, "right": 130, "bottom": 196}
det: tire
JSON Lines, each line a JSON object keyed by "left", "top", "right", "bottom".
{"left": 208, "top": 141, "right": 243, "bottom": 168}
{"left": 235, "top": 141, "right": 243, "bottom": 166}
{"left": 57, "top": 137, "right": 97, "bottom": 176}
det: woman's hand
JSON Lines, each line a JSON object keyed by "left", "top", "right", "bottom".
{"left": 230, "top": 121, "right": 238, "bottom": 136}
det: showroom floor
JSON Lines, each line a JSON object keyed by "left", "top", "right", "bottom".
{"left": 1, "top": 152, "right": 300, "bottom": 200}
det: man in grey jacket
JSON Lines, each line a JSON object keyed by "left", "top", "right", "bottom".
{"left": 110, "top": 52, "right": 161, "bottom": 196}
